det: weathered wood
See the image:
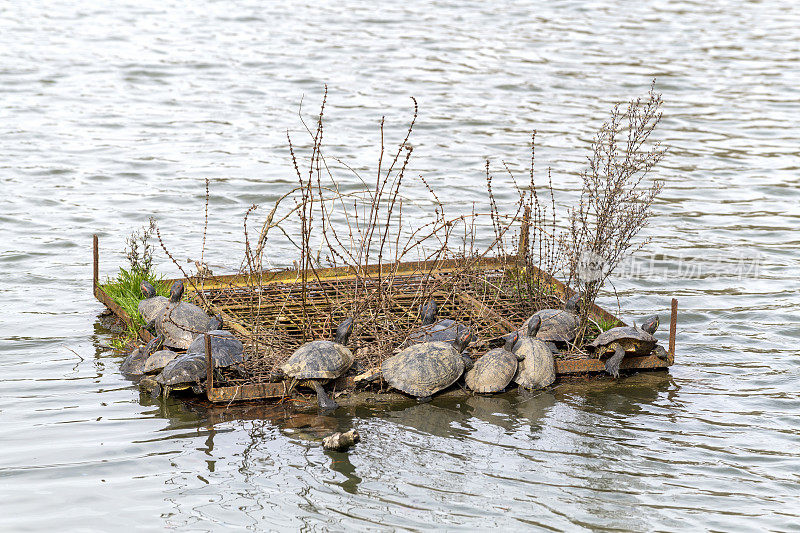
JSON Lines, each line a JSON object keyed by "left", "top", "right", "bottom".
{"left": 92, "top": 234, "right": 99, "bottom": 294}
{"left": 555, "top": 352, "right": 674, "bottom": 374}
{"left": 205, "top": 333, "right": 213, "bottom": 400}
{"left": 669, "top": 298, "right": 678, "bottom": 356}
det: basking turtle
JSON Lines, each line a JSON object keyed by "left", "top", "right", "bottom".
{"left": 153, "top": 353, "right": 208, "bottom": 398}
{"left": 521, "top": 293, "right": 582, "bottom": 352}
{"left": 514, "top": 316, "right": 556, "bottom": 390}
{"left": 120, "top": 333, "right": 163, "bottom": 375}
{"left": 155, "top": 280, "right": 221, "bottom": 349}
{"left": 281, "top": 318, "right": 356, "bottom": 411}
{"left": 185, "top": 329, "right": 245, "bottom": 367}
{"left": 465, "top": 332, "right": 520, "bottom": 393}
{"left": 137, "top": 280, "right": 169, "bottom": 325}
{"left": 141, "top": 348, "right": 179, "bottom": 374}
{"left": 382, "top": 328, "right": 474, "bottom": 401}
{"left": 407, "top": 299, "right": 476, "bottom": 346}
{"left": 587, "top": 315, "right": 659, "bottom": 378}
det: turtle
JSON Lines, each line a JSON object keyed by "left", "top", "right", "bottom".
{"left": 120, "top": 333, "right": 163, "bottom": 375}
{"left": 520, "top": 292, "right": 582, "bottom": 353}
{"left": 586, "top": 315, "right": 659, "bottom": 378}
{"left": 514, "top": 315, "right": 556, "bottom": 390}
{"left": 281, "top": 318, "right": 356, "bottom": 411}
{"left": 155, "top": 280, "right": 222, "bottom": 349}
{"left": 407, "top": 299, "right": 476, "bottom": 346}
{"left": 141, "top": 348, "right": 179, "bottom": 374}
{"left": 153, "top": 353, "right": 208, "bottom": 398}
{"left": 382, "top": 328, "right": 474, "bottom": 401}
{"left": 137, "top": 280, "right": 169, "bottom": 325}
{"left": 185, "top": 329, "right": 245, "bottom": 367}
{"left": 465, "top": 332, "right": 521, "bottom": 393}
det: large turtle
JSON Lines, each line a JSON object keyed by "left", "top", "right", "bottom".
{"left": 281, "top": 318, "right": 356, "bottom": 411}
{"left": 407, "top": 299, "right": 476, "bottom": 346}
{"left": 465, "top": 332, "right": 520, "bottom": 394}
{"left": 146, "top": 353, "right": 208, "bottom": 398}
{"left": 155, "top": 280, "right": 221, "bottom": 349}
{"left": 514, "top": 316, "right": 556, "bottom": 390}
{"left": 586, "top": 315, "right": 659, "bottom": 378}
{"left": 382, "top": 328, "right": 474, "bottom": 401}
{"left": 520, "top": 293, "right": 582, "bottom": 352}
{"left": 137, "top": 280, "right": 169, "bottom": 325}
{"left": 185, "top": 329, "right": 245, "bottom": 367}
{"left": 121, "top": 333, "right": 163, "bottom": 375}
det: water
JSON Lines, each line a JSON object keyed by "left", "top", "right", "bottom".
{"left": 2, "top": 0, "right": 799, "bottom": 530}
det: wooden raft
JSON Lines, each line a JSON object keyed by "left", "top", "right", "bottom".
{"left": 93, "top": 235, "right": 677, "bottom": 403}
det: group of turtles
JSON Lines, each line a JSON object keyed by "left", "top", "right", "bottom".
{"left": 121, "top": 282, "right": 667, "bottom": 410}
{"left": 121, "top": 280, "right": 246, "bottom": 397}
{"left": 277, "top": 293, "right": 667, "bottom": 411}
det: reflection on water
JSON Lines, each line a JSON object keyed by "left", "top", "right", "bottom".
{"left": 2, "top": 0, "right": 800, "bottom": 529}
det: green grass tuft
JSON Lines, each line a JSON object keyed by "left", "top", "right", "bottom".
{"left": 101, "top": 267, "right": 170, "bottom": 350}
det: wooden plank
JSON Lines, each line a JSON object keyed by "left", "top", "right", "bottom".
{"left": 555, "top": 351, "right": 674, "bottom": 374}
{"left": 669, "top": 298, "right": 678, "bottom": 356}
{"left": 208, "top": 381, "right": 288, "bottom": 402}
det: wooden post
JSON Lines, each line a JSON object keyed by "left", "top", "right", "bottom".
{"left": 93, "top": 234, "right": 99, "bottom": 295}
{"left": 518, "top": 205, "right": 530, "bottom": 266}
{"left": 669, "top": 298, "right": 678, "bottom": 356}
{"left": 204, "top": 332, "right": 213, "bottom": 400}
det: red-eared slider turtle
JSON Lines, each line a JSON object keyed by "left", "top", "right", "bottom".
{"left": 407, "top": 300, "right": 476, "bottom": 346}
{"left": 141, "top": 347, "right": 179, "bottom": 374}
{"left": 520, "top": 293, "right": 582, "bottom": 352}
{"left": 156, "top": 280, "right": 221, "bottom": 349}
{"left": 281, "top": 318, "right": 356, "bottom": 411}
{"left": 185, "top": 330, "right": 245, "bottom": 366}
{"left": 465, "top": 332, "right": 520, "bottom": 393}
{"left": 587, "top": 315, "right": 659, "bottom": 378}
{"left": 382, "top": 328, "right": 474, "bottom": 401}
{"left": 152, "top": 353, "right": 207, "bottom": 398}
{"left": 120, "top": 333, "right": 163, "bottom": 375}
{"left": 137, "top": 280, "right": 169, "bottom": 325}
{"left": 514, "top": 316, "right": 556, "bottom": 390}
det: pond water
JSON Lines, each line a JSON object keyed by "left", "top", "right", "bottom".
{"left": 2, "top": 1, "right": 799, "bottom": 530}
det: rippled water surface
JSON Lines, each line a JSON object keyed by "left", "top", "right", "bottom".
{"left": 2, "top": 1, "right": 799, "bottom": 531}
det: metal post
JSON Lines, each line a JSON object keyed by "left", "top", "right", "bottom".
{"left": 93, "top": 234, "right": 99, "bottom": 295}
{"left": 669, "top": 298, "right": 678, "bottom": 356}
{"left": 204, "top": 332, "right": 213, "bottom": 400}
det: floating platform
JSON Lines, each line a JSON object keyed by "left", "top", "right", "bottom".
{"left": 93, "top": 235, "right": 676, "bottom": 403}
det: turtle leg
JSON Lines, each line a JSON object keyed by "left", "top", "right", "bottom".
{"left": 311, "top": 380, "right": 339, "bottom": 412}
{"left": 604, "top": 342, "right": 626, "bottom": 378}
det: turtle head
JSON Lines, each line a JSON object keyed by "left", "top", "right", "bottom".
{"left": 504, "top": 331, "right": 519, "bottom": 351}
{"left": 143, "top": 333, "right": 163, "bottom": 357}
{"left": 526, "top": 315, "right": 542, "bottom": 337}
{"left": 453, "top": 327, "right": 473, "bottom": 353}
{"left": 140, "top": 280, "right": 157, "bottom": 299}
{"left": 419, "top": 300, "right": 438, "bottom": 325}
{"left": 169, "top": 280, "right": 184, "bottom": 303}
{"left": 565, "top": 292, "right": 582, "bottom": 313}
{"left": 640, "top": 315, "right": 659, "bottom": 334}
{"left": 335, "top": 317, "right": 356, "bottom": 345}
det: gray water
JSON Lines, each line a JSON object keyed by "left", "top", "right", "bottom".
{"left": 2, "top": 1, "right": 799, "bottom": 530}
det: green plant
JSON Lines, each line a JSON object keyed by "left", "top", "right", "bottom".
{"left": 101, "top": 266, "right": 169, "bottom": 350}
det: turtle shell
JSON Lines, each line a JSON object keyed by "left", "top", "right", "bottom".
{"left": 157, "top": 353, "right": 206, "bottom": 387}
{"left": 281, "top": 340, "right": 354, "bottom": 380}
{"left": 382, "top": 342, "right": 465, "bottom": 398}
{"left": 142, "top": 349, "right": 179, "bottom": 374}
{"left": 408, "top": 319, "right": 475, "bottom": 346}
{"left": 522, "top": 308, "right": 579, "bottom": 344}
{"left": 587, "top": 326, "right": 657, "bottom": 356}
{"left": 514, "top": 337, "right": 556, "bottom": 390}
{"left": 120, "top": 346, "right": 147, "bottom": 375}
{"left": 465, "top": 347, "right": 518, "bottom": 393}
{"left": 137, "top": 295, "right": 169, "bottom": 324}
{"left": 155, "top": 301, "right": 219, "bottom": 349}
{"left": 186, "top": 330, "right": 245, "bottom": 367}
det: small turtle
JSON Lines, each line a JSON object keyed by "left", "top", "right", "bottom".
{"left": 154, "top": 353, "right": 208, "bottom": 398}
{"left": 137, "top": 280, "right": 169, "bottom": 325}
{"left": 407, "top": 299, "right": 476, "bottom": 346}
{"left": 141, "top": 348, "right": 179, "bottom": 374}
{"left": 155, "top": 280, "right": 221, "bottom": 349}
{"left": 185, "top": 329, "right": 245, "bottom": 367}
{"left": 465, "top": 332, "right": 521, "bottom": 393}
{"left": 587, "top": 315, "right": 659, "bottom": 378}
{"left": 120, "top": 333, "right": 163, "bottom": 375}
{"left": 382, "top": 328, "right": 474, "bottom": 401}
{"left": 281, "top": 318, "right": 356, "bottom": 411}
{"left": 514, "top": 316, "right": 556, "bottom": 390}
{"left": 520, "top": 293, "right": 582, "bottom": 352}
